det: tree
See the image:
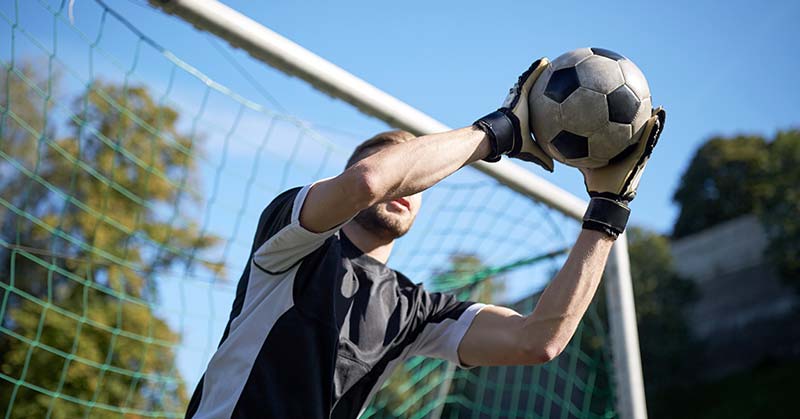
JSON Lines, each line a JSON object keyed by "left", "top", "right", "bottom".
{"left": 761, "top": 130, "right": 800, "bottom": 289}
{"left": 433, "top": 253, "right": 505, "bottom": 303}
{"left": 671, "top": 129, "right": 800, "bottom": 289}
{"left": 672, "top": 136, "right": 771, "bottom": 238}
{"left": 0, "top": 63, "right": 222, "bottom": 417}
{"left": 626, "top": 227, "right": 697, "bottom": 391}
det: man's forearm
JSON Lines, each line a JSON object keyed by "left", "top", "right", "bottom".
{"left": 354, "top": 126, "right": 491, "bottom": 206}
{"left": 521, "top": 229, "right": 614, "bottom": 358}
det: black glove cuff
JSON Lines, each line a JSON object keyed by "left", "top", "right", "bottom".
{"left": 474, "top": 110, "right": 515, "bottom": 163}
{"left": 582, "top": 197, "right": 630, "bottom": 239}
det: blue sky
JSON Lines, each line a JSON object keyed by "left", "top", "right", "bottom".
{"left": 4, "top": 0, "right": 799, "bottom": 394}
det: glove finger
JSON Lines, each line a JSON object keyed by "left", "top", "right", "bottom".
{"left": 638, "top": 107, "right": 666, "bottom": 161}
{"left": 514, "top": 58, "right": 554, "bottom": 171}
{"left": 582, "top": 107, "right": 667, "bottom": 200}
{"left": 503, "top": 58, "right": 550, "bottom": 109}
{"left": 606, "top": 107, "right": 665, "bottom": 170}
{"left": 618, "top": 108, "right": 667, "bottom": 200}
{"left": 520, "top": 57, "right": 550, "bottom": 94}
{"left": 650, "top": 107, "right": 666, "bottom": 147}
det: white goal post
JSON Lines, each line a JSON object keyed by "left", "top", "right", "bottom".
{"left": 147, "top": 1, "right": 648, "bottom": 418}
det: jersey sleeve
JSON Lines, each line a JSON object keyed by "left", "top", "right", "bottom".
{"left": 410, "top": 290, "right": 487, "bottom": 368}
{"left": 251, "top": 180, "right": 349, "bottom": 274}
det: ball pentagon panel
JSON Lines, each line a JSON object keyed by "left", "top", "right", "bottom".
{"left": 551, "top": 130, "right": 589, "bottom": 160}
{"left": 607, "top": 85, "right": 641, "bottom": 125}
{"left": 544, "top": 67, "right": 580, "bottom": 103}
{"left": 590, "top": 47, "right": 627, "bottom": 61}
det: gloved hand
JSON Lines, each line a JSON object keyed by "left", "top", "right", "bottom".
{"left": 580, "top": 108, "right": 667, "bottom": 238}
{"left": 474, "top": 58, "right": 555, "bottom": 172}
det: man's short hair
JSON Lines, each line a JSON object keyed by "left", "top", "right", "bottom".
{"left": 345, "top": 130, "right": 415, "bottom": 169}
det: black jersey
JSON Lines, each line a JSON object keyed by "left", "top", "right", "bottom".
{"left": 186, "top": 183, "right": 485, "bottom": 419}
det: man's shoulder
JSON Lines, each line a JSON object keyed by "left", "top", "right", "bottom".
{"left": 392, "top": 269, "right": 420, "bottom": 290}
{"left": 249, "top": 187, "right": 304, "bottom": 252}
{"left": 263, "top": 186, "right": 303, "bottom": 215}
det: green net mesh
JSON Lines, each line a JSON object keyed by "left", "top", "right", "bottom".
{"left": 0, "top": 1, "right": 616, "bottom": 418}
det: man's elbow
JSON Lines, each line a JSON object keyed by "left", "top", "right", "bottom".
{"left": 540, "top": 342, "right": 566, "bottom": 363}
{"left": 519, "top": 337, "right": 566, "bottom": 365}
{"left": 517, "top": 313, "right": 579, "bottom": 365}
{"left": 343, "top": 163, "right": 383, "bottom": 209}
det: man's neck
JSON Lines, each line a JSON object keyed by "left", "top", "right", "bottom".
{"left": 341, "top": 221, "right": 394, "bottom": 264}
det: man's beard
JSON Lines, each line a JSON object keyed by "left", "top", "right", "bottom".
{"left": 353, "top": 203, "right": 414, "bottom": 240}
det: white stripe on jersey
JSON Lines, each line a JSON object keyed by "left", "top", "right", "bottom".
{"left": 193, "top": 264, "right": 297, "bottom": 419}
{"left": 192, "top": 183, "right": 341, "bottom": 419}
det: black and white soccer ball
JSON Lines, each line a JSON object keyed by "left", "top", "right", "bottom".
{"left": 529, "top": 48, "right": 652, "bottom": 169}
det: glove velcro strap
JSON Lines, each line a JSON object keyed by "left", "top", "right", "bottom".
{"left": 474, "top": 110, "right": 516, "bottom": 162}
{"left": 582, "top": 197, "right": 630, "bottom": 239}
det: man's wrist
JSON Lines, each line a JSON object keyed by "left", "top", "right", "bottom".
{"left": 581, "top": 196, "right": 630, "bottom": 239}
{"left": 472, "top": 126, "right": 494, "bottom": 161}
{"left": 473, "top": 110, "right": 516, "bottom": 162}
{"left": 579, "top": 227, "right": 617, "bottom": 243}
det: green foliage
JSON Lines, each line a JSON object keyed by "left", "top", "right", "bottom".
{"left": 761, "top": 130, "right": 800, "bottom": 289}
{"left": 626, "top": 227, "right": 697, "bottom": 391}
{"left": 672, "top": 136, "right": 771, "bottom": 238}
{"left": 434, "top": 253, "right": 505, "bottom": 303}
{"left": 671, "top": 129, "right": 800, "bottom": 288}
{"left": 1, "top": 63, "right": 221, "bottom": 416}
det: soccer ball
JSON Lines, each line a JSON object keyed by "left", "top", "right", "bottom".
{"left": 529, "top": 48, "right": 652, "bottom": 169}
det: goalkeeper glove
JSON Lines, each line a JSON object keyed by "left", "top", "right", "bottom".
{"left": 474, "top": 58, "right": 555, "bottom": 172}
{"left": 580, "top": 108, "right": 667, "bottom": 239}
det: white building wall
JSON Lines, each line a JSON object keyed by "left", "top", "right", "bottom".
{"left": 671, "top": 214, "right": 798, "bottom": 348}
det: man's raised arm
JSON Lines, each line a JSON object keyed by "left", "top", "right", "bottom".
{"left": 299, "top": 127, "right": 491, "bottom": 233}
{"left": 299, "top": 58, "right": 556, "bottom": 234}
{"left": 458, "top": 229, "right": 613, "bottom": 365}
{"left": 458, "top": 109, "right": 666, "bottom": 367}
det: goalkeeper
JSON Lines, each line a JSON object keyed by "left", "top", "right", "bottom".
{"left": 185, "top": 59, "right": 666, "bottom": 419}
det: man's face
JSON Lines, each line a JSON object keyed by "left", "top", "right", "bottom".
{"left": 354, "top": 191, "right": 421, "bottom": 240}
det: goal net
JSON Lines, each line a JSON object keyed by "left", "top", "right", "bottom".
{"left": 0, "top": 1, "right": 619, "bottom": 418}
